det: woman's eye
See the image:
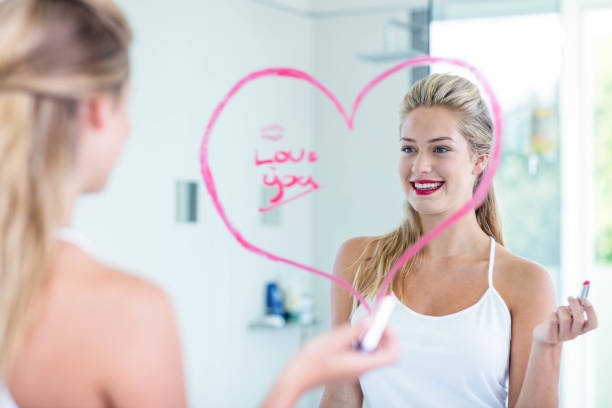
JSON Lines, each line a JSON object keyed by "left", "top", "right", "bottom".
{"left": 434, "top": 146, "right": 449, "bottom": 153}
{"left": 402, "top": 146, "right": 416, "bottom": 153}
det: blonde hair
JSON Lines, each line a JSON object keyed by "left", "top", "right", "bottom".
{"left": 0, "top": 0, "right": 131, "bottom": 377}
{"left": 352, "top": 73, "right": 504, "bottom": 308}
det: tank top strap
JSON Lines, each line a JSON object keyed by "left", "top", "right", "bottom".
{"left": 487, "top": 236, "right": 496, "bottom": 288}
{"left": 56, "top": 227, "right": 96, "bottom": 256}
{"left": 0, "top": 384, "right": 18, "bottom": 408}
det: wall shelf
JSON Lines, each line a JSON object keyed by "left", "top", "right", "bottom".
{"left": 248, "top": 320, "right": 318, "bottom": 330}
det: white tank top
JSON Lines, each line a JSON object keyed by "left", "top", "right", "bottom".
{"left": 56, "top": 227, "right": 96, "bottom": 255}
{"left": 0, "top": 386, "right": 17, "bottom": 408}
{"left": 352, "top": 236, "right": 511, "bottom": 408}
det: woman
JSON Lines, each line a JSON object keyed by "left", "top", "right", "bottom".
{"left": 0, "top": 0, "right": 397, "bottom": 407}
{"left": 320, "top": 74, "right": 598, "bottom": 408}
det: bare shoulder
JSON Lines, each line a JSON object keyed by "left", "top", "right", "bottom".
{"left": 62, "top": 249, "right": 185, "bottom": 405}
{"left": 330, "top": 236, "right": 377, "bottom": 325}
{"left": 50, "top": 245, "right": 179, "bottom": 354}
{"left": 12, "top": 244, "right": 185, "bottom": 407}
{"left": 334, "top": 236, "right": 377, "bottom": 281}
{"left": 53, "top": 246, "right": 174, "bottom": 330}
{"left": 493, "top": 245, "right": 555, "bottom": 313}
{"left": 70, "top": 256, "right": 177, "bottom": 349}
{"left": 91, "top": 262, "right": 172, "bottom": 317}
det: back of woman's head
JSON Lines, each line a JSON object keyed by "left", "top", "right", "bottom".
{"left": 0, "top": 0, "right": 131, "bottom": 377}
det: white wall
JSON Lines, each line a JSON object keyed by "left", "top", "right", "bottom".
{"left": 73, "top": 2, "right": 427, "bottom": 406}
{"left": 74, "top": 1, "right": 316, "bottom": 406}
{"left": 310, "top": 10, "right": 413, "bottom": 330}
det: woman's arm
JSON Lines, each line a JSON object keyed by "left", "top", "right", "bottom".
{"left": 507, "top": 264, "right": 598, "bottom": 408}
{"left": 515, "top": 297, "right": 597, "bottom": 408}
{"left": 261, "top": 321, "right": 398, "bottom": 408}
{"left": 319, "top": 237, "right": 373, "bottom": 408}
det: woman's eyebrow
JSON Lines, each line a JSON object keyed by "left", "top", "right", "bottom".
{"left": 400, "top": 136, "right": 455, "bottom": 143}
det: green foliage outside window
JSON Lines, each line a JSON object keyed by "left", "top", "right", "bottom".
{"left": 595, "top": 35, "right": 612, "bottom": 265}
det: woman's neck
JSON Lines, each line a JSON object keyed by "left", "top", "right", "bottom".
{"left": 59, "top": 186, "right": 79, "bottom": 228}
{"left": 419, "top": 210, "right": 491, "bottom": 259}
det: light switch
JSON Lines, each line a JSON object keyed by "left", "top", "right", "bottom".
{"left": 260, "top": 185, "right": 281, "bottom": 226}
{"left": 175, "top": 180, "right": 198, "bottom": 223}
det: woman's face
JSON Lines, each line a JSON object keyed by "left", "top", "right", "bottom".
{"left": 398, "top": 106, "right": 486, "bottom": 217}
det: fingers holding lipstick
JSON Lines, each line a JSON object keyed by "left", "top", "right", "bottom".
{"left": 556, "top": 306, "right": 572, "bottom": 341}
{"left": 552, "top": 298, "right": 598, "bottom": 343}
{"left": 567, "top": 297, "right": 585, "bottom": 336}
{"left": 581, "top": 297, "right": 598, "bottom": 333}
{"left": 538, "top": 312, "right": 561, "bottom": 344}
{"left": 533, "top": 292, "right": 598, "bottom": 345}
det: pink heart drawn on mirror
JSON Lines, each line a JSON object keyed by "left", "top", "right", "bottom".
{"left": 200, "top": 56, "right": 503, "bottom": 314}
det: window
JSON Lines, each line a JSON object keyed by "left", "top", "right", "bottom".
{"left": 430, "top": 5, "right": 562, "bottom": 276}
{"left": 585, "top": 8, "right": 612, "bottom": 406}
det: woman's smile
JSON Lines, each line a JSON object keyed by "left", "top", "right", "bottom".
{"left": 410, "top": 179, "right": 445, "bottom": 195}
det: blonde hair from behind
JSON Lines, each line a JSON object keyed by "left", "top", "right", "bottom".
{"left": 0, "top": 0, "right": 131, "bottom": 377}
{"left": 352, "top": 73, "right": 504, "bottom": 310}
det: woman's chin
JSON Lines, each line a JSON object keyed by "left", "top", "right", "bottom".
{"left": 408, "top": 199, "right": 454, "bottom": 217}
{"left": 414, "top": 207, "right": 445, "bottom": 217}
{"left": 81, "top": 177, "right": 110, "bottom": 195}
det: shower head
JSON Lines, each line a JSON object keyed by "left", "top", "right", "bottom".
{"left": 355, "top": 18, "right": 427, "bottom": 63}
{"left": 355, "top": 49, "right": 424, "bottom": 63}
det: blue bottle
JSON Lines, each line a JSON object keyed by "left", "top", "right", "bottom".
{"left": 266, "top": 282, "right": 284, "bottom": 317}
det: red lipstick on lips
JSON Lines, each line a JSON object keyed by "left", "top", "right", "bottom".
{"left": 410, "top": 179, "right": 445, "bottom": 196}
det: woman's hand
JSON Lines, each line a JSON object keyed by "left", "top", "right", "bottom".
{"left": 532, "top": 297, "right": 598, "bottom": 345}
{"left": 261, "top": 319, "right": 398, "bottom": 407}
{"left": 291, "top": 319, "right": 398, "bottom": 389}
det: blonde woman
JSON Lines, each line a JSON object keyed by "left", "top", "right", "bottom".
{"left": 320, "top": 74, "right": 598, "bottom": 408}
{"left": 0, "top": 0, "right": 397, "bottom": 407}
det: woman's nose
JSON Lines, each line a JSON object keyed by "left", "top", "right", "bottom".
{"left": 412, "top": 152, "right": 432, "bottom": 174}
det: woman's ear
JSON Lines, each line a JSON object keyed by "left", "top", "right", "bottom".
{"left": 472, "top": 154, "right": 489, "bottom": 175}
{"left": 82, "top": 96, "right": 108, "bottom": 131}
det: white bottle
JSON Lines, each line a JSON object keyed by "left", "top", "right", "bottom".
{"left": 299, "top": 293, "right": 314, "bottom": 325}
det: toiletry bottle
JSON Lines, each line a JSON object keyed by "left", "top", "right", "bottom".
{"left": 266, "top": 281, "right": 284, "bottom": 318}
